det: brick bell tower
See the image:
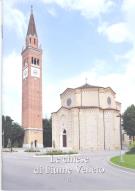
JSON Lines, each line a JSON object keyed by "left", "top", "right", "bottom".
{"left": 21, "top": 7, "right": 43, "bottom": 148}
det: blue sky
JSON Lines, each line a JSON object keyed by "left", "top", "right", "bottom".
{"left": 2, "top": 0, "right": 135, "bottom": 123}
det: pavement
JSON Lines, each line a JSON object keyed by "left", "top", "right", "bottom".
{"left": 2, "top": 150, "right": 135, "bottom": 190}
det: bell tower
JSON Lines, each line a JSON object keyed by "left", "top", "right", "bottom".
{"left": 21, "top": 7, "right": 43, "bottom": 148}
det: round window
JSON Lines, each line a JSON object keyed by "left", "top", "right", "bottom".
{"left": 67, "top": 98, "right": 72, "bottom": 106}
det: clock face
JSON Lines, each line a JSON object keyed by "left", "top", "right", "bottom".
{"left": 31, "top": 67, "right": 40, "bottom": 78}
{"left": 67, "top": 98, "right": 72, "bottom": 106}
{"left": 23, "top": 67, "right": 28, "bottom": 79}
{"left": 107, "top": 96, "right": 111, "bottom": 105}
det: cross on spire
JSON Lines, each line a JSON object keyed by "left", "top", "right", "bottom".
{"left": 85, "top": 77, "right": 88, "bottom": 84}
{"left": 31, "top": 5, "right": 33, "bottom": 14}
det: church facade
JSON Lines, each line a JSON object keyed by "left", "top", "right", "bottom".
{"left": 52, "top": 84, "right": 121, "bottom": 151}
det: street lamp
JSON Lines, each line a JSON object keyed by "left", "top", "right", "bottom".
{"left": 2, "top": 130, "right": 4, "bottom": 148}
{"left": 117, "top": 113, "right": 124, "bottom": 162}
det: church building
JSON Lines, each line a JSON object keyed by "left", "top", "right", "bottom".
{"left": 21, "top": 8, "right": 43, "bottom": 148}
{"left": 52, "top": 83, "right": 121, "bottom": 151}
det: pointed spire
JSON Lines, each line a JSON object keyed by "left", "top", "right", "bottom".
{"left": 27, "top": 6, "right": 37, "bottom": 37}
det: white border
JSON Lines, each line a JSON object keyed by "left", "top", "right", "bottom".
{"left": 0, "top": 0, "right": 3, "bottom": 190}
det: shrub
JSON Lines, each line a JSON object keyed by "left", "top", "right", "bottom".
{"left": 2, "top": 150, "right": 17, "bottom": 152}
{"left": 24, "top": 149, "right": 40, "bottom": 152}
{"left": 46, "top": 150, "right": 63, "bottom": 155}
{"left": 129, "top": 141, "right": 135, "bottom": 149}
{"left": 126, "top": 147, "right": 135, "bottom": 154}
{"left": 36, "top": 150, "right": 78, "bottom": 155}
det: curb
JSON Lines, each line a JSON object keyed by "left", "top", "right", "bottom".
{"left": 108, "top": 159, "right": 135, "bottom": 173}
{"left": 33, "top": 153, "right": 81, "bottom": 158}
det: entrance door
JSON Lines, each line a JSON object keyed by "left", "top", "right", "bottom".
{"left": 63, "top": 129, "right": 67, "bottom": 147}
{"left": 63, "top": 135, "right": 67, "bottom": 147}
{"left": 34, "top": 140, "right": 37, "bottom": 148}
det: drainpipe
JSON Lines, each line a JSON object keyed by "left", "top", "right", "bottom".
{"left": 103, "top": 110, "right": 106, "bottom": 150}
{"left": 78, "top": 88, "right": 82, "bottom": 151}
{"left": 97, "top": 88, "right": 100, "bottom": 150}
{"left": 78, "top": 109, "right": 80, "bottom": 150}
{"left": 81, "top": 88, "right": 82, "bottom": 106}
{"left": 98, "top": 88, "right": 100, "bottom": 107}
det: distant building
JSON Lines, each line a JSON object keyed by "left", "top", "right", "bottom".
{"left": 52, "top": 83, "right": 121, "bottom": 151}
{"left": 21, "top": 8, "right": 43, "bottom": 148}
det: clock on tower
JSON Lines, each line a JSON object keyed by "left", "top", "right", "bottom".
{"left": 21, "top": 7, "right": 43, "bottom": 148}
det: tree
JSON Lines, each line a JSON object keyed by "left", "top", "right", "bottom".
{"left": 2, "top": 116, "right": 13, "bottom": 148}
{"left": 2, "top": 115, "right": 24, "bottom": 148}
{"left": 123, "top": 104, "right": 135, "bottom": 141}
{"left": 43, "top": 118, "right": 52, "bottom": 147}
{"left": 10, "top": 122, "right": 24, "bottom": 147}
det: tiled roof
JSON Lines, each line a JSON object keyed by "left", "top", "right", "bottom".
{"left": 77, "top": 83, "right": 102, "bottom": 89}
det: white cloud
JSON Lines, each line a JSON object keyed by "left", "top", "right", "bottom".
{"left": 122, "top": 0, "right": 135, "bottom": 16}
{"left": 42, "top": 0, "right": 115, "bottom": 19}
{"left": 98, "top": 22, "right": 131, "bottom": 43}
{"left": 47, "top": 7, "right": 58, "bottom": 17}
{"left": 122, "top": 0, "right": 135, "bottom": 45}
{"left": 3, "top": 52, "right": 22, "bottom": 90}
{"left": 4, "top": 0, "right": 26, "bottom": 38}
{"left": 2, "top": 52, "right": 22, "bottom": 123}
{"left": 98, "top": 0, "right": 135, "bottom": 44}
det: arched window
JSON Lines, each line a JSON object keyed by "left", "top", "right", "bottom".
{"left": 30, "top": 38, "right": 31, "bottom": 44}
{"left": 37, "top": 59, "right": 39, "bottom": 65}
{"left": 63, "top": 129, "right": 66, "bottom": 134}
{"left": 34, "top": 39, "right": 36, "bottom": 44}
{"left": 31, "top": 57, "right": 33, "bottom": 64}
{"left": 63, "top": 129, "right": 67, "bottom": 147}
{"left": 34, "top": 58, "right": 36, "bottom": 65}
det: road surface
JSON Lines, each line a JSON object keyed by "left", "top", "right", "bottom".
{"left": 2, "top": 151, "right": 135, "bottom": 190}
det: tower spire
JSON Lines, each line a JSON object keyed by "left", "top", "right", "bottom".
{"left": 27, "top": 6, "right": 37, "bottom": 37}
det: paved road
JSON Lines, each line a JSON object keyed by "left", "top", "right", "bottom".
{"left": 2, "top": 151, "right": 135, "bottom": 190}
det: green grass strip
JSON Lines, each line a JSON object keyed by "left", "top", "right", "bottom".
{"left": 111, "top": 154, "right": 135, "bottom": 169}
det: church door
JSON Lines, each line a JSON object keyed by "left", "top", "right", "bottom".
{"left": 63, "top": 129, "right": 67, "bottom": 147}
{"left": 34, "top": 140, "right": 37, "bottom": 148}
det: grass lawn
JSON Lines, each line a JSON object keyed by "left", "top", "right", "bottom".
{"left": 111, "top": 154, "right": 135, "bottom": 169}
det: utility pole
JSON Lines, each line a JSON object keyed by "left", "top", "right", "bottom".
{"left": 117, "top": 113, "right": 124, "bottom": 162}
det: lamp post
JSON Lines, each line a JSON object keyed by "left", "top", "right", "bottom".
{"left": 2, "top": 130, "right": 4, "bottom": 148}
{"left": 117, "top": 113, "right": 124, "bottom": 162}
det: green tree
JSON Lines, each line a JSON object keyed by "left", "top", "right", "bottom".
{"left": 43, "top": 118, "right": 52, "bottom": 147}
{"left": 2, "top": 115, "right": 24, "bottom": 148}
{"left": 10, "top": 122, "right": 24, "bottom": 147}
{"left": 2, "top": 116, "right": 13, "bottom": 148}
{"left": 123, "top": 105, "right": 135, "bottom": 141}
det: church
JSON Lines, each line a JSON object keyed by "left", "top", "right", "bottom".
{"left": 52, "top": 83, "right": 121, "bottom": 151}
